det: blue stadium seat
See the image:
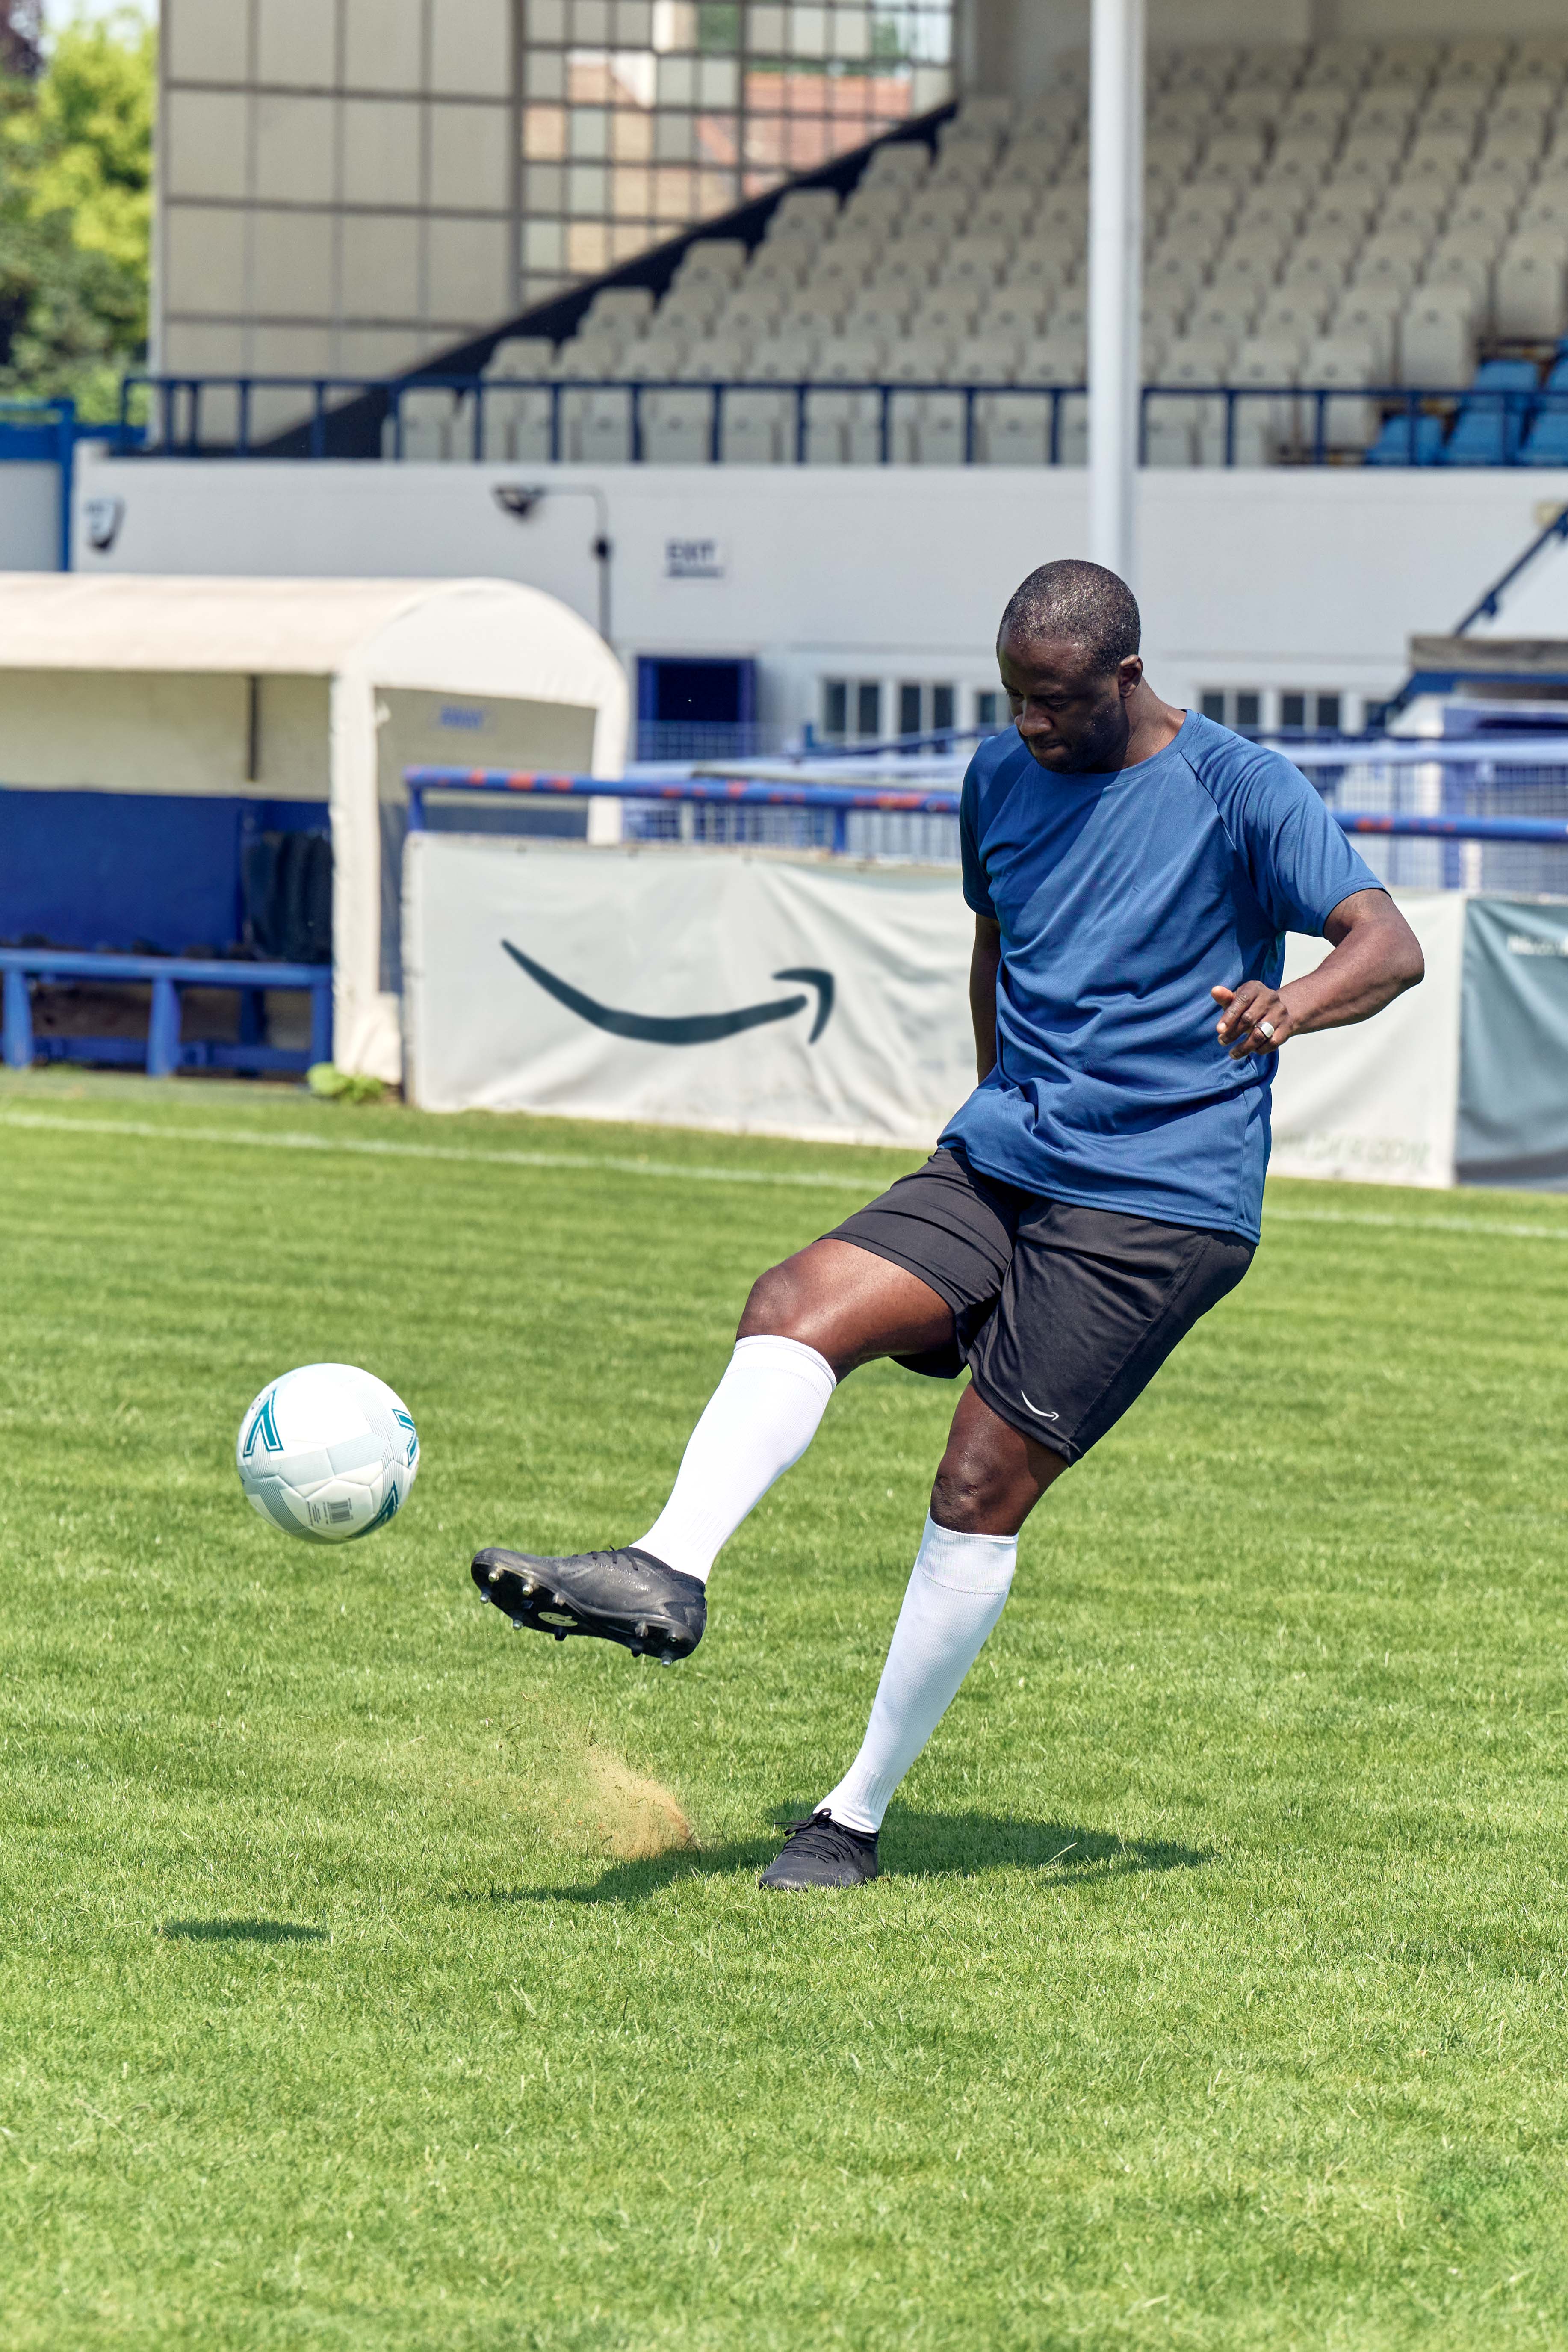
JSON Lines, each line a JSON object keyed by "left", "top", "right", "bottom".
{"left": 1521, "top": 357, "right": 1568, "bottom": 465}
{"left": 1364, "top": 411, "right": 1445, "bottom": 465}
{"left": 1440, "top": 358, "right": 1541, "bottom": 466}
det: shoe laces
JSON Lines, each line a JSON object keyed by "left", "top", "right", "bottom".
{"left": 779, "top": 1811, "right": 875, "bottom": 1867}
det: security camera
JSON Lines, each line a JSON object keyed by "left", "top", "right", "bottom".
{"left": 493, "top": 485, "right": 545, "bottom": 520}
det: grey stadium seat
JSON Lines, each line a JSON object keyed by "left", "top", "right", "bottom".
{"left": 479, "top": 384, "right": 554, "bottom": 462}
{"left": 384, "top": 387, "right": 466, "bottom": 461}
{"left": 641, "top": 388, "right": 713, "bottom": 465}
{"left": 719, "top": 388, "right": 794, "bottom": 464}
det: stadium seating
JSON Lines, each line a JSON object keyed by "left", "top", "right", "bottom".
{"left": 1440, "top": 355, "right": 1539, "bottom": 462}
{"left": 1521, "top": 355, "right": 1568, "bottom": 463}
{"left": 1365, "top": 411, "right": 1447, "bottom": 464}
{"left": 383, "top": 34, "right": 1568, "bottom": 468}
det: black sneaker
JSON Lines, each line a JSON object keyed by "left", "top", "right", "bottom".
{"left": 758, "top": 1811, "right": 880, "bottom": 1891}
{"left": 470, "top": 1545, "right": 706, "bottom": 1664}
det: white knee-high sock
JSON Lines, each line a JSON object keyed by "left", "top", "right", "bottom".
{"left": 634, "top": 1334, "right": 836, "bottom": 1584}
{"left": 817, "top": 1516, "right": 1018, "bottom": 1834}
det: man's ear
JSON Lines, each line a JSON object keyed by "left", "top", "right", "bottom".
{"left": 1118, "top": 655, "right": 1144, "bottom": 701}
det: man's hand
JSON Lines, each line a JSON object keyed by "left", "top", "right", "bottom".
{"left": 1212, "top": 889, "right": 1424, "bottom": 1062}
{"left": 1212, "top": 981, "right": 1291, "bottom": 1059}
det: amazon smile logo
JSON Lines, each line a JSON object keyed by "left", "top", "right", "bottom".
{"left": 502, "top": 941, "right": 835, "bottom": 1047}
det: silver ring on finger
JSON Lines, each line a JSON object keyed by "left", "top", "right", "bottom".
{"left": 1257, "top": 1019, "right": 1276, "bottom": 1041}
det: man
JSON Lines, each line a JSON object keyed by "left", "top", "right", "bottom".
{"left": 472, "top": 560, "right": 1424, "bottom": 1892}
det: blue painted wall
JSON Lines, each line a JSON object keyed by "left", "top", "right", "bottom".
{"left": 0, "top": 787, "right": 328, "bottom": 953}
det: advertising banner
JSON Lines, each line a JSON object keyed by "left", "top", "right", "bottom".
{"left": 1268, "top": 890, "right": 1468, "bottom": 1191}
{"left": 403, "top": 836, "right": 976, "bottom": 1146}
{"left": 1456, "top": 897, "right": 1568, "bottom": 1188}
{"left": 406, "top": 840, "right": 1477, "bottom": 1190}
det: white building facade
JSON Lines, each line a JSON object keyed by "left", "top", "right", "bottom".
{"left": 156, "top": 1, "right": 955, "bottom": 392}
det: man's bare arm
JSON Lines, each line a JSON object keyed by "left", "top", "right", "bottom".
{"left": 971, "top": 915, "right": 1001, "bottom": 1080}
{"left": 1212, "top": 888, "right": 1425, "bottom": 1061}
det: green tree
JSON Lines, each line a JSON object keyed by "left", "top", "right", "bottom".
{"left": 0, "top": 8, "right": 152, "bottom": 418}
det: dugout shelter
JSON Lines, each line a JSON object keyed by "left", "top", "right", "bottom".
{"left": 0, "top": 573, "right": 627, "bottom": 1080}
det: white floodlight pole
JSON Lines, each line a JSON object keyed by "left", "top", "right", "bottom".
{"left": 1087, "top": 0, "right": 1146, "bottom": 585}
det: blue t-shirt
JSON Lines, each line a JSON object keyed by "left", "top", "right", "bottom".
{"left": 940, "top": 709, "right": 1381, "bottom": 1244}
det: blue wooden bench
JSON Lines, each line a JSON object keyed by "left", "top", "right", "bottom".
{"left": 0, "top": 949, "right": 332, "bottom": 1078}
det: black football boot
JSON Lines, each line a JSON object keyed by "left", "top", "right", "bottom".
{"left": 470, "top": 1545, "right": 706, "bottom": 1664}
{"left": 757, "top": 1811, "right": 880, "bottom": 1891}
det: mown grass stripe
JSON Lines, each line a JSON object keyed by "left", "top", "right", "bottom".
{"left": 5, "top": 1105, "right": 1568, "bottom": 1245}
{"left": 0, "top": 1108, "right": 878, "bottom": 1191}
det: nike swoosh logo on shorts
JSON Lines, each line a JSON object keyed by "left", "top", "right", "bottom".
{"left": 1020, "top": 1394, "right": 1059, "bottom": 1420}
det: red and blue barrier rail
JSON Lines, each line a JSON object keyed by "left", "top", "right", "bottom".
{"left": 404, "top": 766, "right": 1568, "bottom": 854}
{"left": 405, "top": 765, "right": 971, "bottom": 854}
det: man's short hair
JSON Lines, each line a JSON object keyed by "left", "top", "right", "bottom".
{"left": 998, "top": 560, "right": 1141, "bottom": 675}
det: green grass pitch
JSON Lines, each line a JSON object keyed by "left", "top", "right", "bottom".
{"left": 4, "top": 1067, "right": 1568, "bottom": 2349}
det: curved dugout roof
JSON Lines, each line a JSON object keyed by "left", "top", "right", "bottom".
{"left": 0, "top": 573, "right": 626, "bottom": 716}
{"left": 0, "top": 573, "right": 629, "bottom": 1083}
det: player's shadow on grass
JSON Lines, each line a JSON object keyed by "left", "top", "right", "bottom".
{"left": 159, "top": 1918, "right": 328, "bottom": 1944}
{"left": 475, "top": 1816, "right": 1211, "bottom": 1906}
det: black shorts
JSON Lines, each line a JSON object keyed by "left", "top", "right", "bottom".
{"left": 827, "top": 1148, "right": 1253, "bottom": 1463}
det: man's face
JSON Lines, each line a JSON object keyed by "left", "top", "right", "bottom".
{"left": 998, "top": 630, "right": 1140, "bottom": 774}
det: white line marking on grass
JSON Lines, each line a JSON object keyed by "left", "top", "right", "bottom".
{"left": 0, "top": 1109, "right": 881, "bottom": 1191}
{"left": 6, "top": 1108, "right": 1568, "bottom": 1241}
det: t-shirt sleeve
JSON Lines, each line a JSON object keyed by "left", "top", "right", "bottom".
{"left": 959, "top": 764, "right": 997, "bottom": 921}
{"left": 1231, "top": 750, "right": 1385, "bottom": 935}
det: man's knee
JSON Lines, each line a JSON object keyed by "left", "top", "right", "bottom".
{"left": 737, "top": 1255, "right": 812, "bottom": 1342}
{"left": 930, "top": 1454, "right": 1018, "bottom": 1533}
{"left": 930, "top": 1408, "right": 1069, "bottom": 1534}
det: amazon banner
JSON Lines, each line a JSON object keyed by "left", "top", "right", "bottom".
{"left": 1268, "top": 891, "right": 1467, "bottom": 1191}
{"left": 402, "top": 847, "right": 1550, "bottom": 1188}
{"left": 402, "top": 836, "right": 977, "bottom": 1146}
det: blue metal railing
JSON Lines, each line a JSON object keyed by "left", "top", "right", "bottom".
{"left": 405, "top": 762, "right": 1568, "bottom": 858}
{"left": 0, "top": 399, "right": 147, "bottom": 569}
{"left": 116, "top": 371, "right": 1552, "bottom": 468}
{"left": 0, "top": 949, "right": 332, "bottom": 1078}
{"left": 406, "top": 765, "right": 970, "bottom": 855}
{"left": 0, "top": 399, "right": 77, "bottom": 569}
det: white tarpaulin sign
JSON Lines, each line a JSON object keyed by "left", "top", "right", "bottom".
{"left": 1269, "top": 890, "right": 1466, "bottom": 1190}
{"left": 405, "top": 839, "right": 1466, "bottom": 1186}
{"left": 403, "top": 836, "right": 977, "bottom": 1146}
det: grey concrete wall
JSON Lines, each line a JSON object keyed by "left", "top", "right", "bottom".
{"left": 67, "top": 452, "right": 1568, "bottom": 740}
{"left": 0, "top": 466, "right": 60, "bottom": 572}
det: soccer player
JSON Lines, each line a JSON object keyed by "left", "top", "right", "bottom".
{"left": 472, "top": 560, "right": 1424, "bottom": 1891}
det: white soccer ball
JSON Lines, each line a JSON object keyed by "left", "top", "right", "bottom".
{"left": 236, "top": 1363, "right": 419, "bottom": 1544}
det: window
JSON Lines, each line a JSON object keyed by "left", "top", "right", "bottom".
{"left": 519, "top": 3, "right": 955, "bottom": 306}
{"left": 1206, "top": 687, "right": 1349, "bottom": 735}
{"left": 894, "top": 679, "right": 956, "bottom": 747}
{"left": 824, "top": 678, "right": 883, "bottom": 739}
{"left": 975, "top": 689, "right": 1001, "bottom": 730}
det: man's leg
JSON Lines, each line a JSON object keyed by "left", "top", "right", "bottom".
{"left": 759, "top": 1388, "right": 1065, "bottom": 1888}
{"left": 764, "top": 1203, "right": 1255, "bottom": 1887}
{"left": 635, "top": 1239, "right": 955, "bottom": 1578}
{"left": 471, "top": 1238, "right": 957, "bottom": 1659}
